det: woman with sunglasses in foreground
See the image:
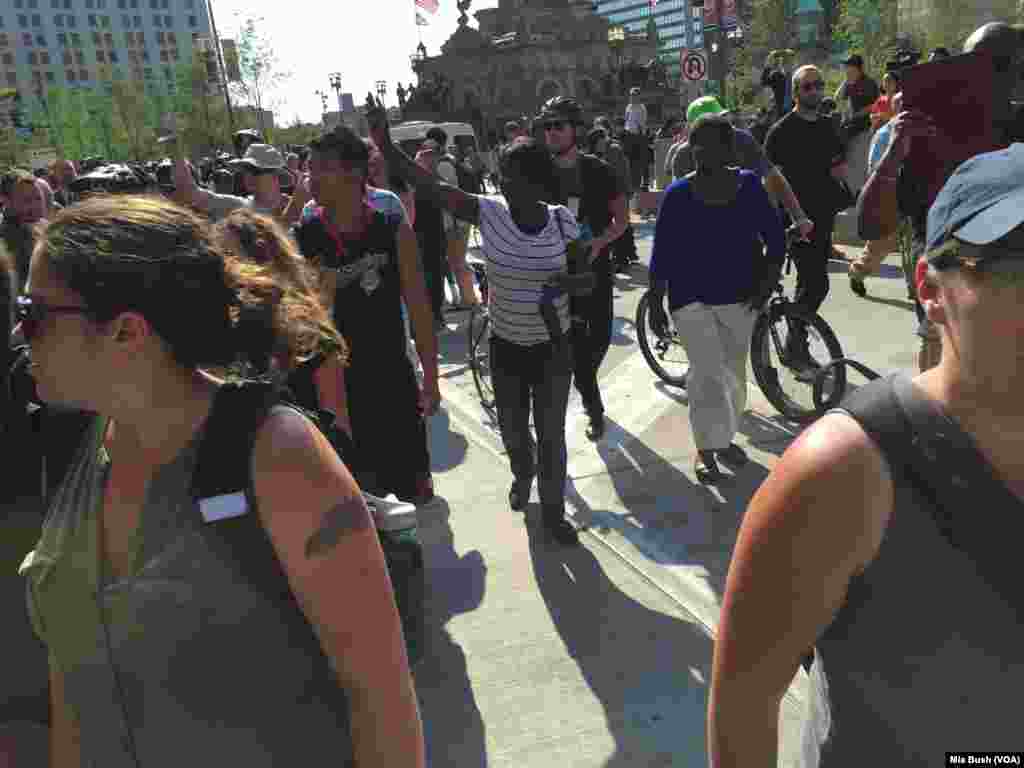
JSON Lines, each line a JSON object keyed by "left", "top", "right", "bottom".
{"left": 17, "top": 195, "right": 424, "bottom": 767}
{"left": 370, "top": 109, "right": 584, "bottom": 545}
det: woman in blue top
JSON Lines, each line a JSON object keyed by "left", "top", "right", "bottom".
{"left": 648, "top": 114, "right": 786, "bottom": 482}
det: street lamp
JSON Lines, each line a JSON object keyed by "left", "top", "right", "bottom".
{"left": 375, "top": 80, "right": 387, "bottom": 107}
{"left": 410, "top": 43, "right": 428, "bottom": 81}
{"left": 315, "top": 89, "right": 329, "bottom": 124}
{"left": 608, "top": 24, "right": 626, "bottom": 71}
{"left": 329, "top": 72, "right": 343, "bottom": 114}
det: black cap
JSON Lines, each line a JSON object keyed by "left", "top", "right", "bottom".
{"left": 843, "top": 53, "right": 865, "bottom": 68}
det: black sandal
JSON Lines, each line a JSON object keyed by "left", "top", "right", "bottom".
{"left": 717, "top": 443, "right": 750, "bottom": 468}
{"left": 695, "top": 451, "right": 723, "bottom": 484}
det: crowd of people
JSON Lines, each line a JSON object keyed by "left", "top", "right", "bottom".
{"left": 0, "top": 17, "right": 1022, "bottom": 766}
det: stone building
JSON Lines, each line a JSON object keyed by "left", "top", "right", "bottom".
{"left": 402, "top": 0, "right": 678, "bottom": 146}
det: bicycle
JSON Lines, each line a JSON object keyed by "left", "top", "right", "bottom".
{"left": 635, "top": 226, "right": 848, "bottom": 423}
{"left": 466, "top": 254, "right": 493, "bottom": 410}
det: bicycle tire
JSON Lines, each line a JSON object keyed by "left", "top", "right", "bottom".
{"left": 750, "top": 303, "right": 847, "bottom": 423}
{"left": 468, "top": 309, "right": 494, "bottom": 410}
{"left": 636, "top": 291, "right": 688, "bottom": 388}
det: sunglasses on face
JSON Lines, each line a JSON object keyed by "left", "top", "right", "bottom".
{"left": 800, "top": 80, "right": 825, "bottom": 92}
{"left": 16, "top": 295, "right": 93, "bottom": 342}
{"left": 543, "top": 120, "right": 570, "bottom": 132}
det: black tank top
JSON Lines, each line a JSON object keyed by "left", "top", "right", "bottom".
{"left": 799, "top": 375, "right": 1024, "bottom": 766}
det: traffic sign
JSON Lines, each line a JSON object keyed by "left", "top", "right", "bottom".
{"left": 681, "top": 49, "right": 708, "bottom": 82}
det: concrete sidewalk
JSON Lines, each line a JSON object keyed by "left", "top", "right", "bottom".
{"left": 413, "top": 350, "right": 810, "bottom": 768}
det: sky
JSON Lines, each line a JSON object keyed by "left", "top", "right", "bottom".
{"left": 209, "top": 0, "right": 500, "bottom": 126}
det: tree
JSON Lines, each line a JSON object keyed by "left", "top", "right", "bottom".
{"left": 172, "top": 55, "right": 232, "bottom": 157}
{"left": 110, "top": 79, "right": 155, "bottom": 160}
{"left": 833, "top": 0, "right": 898, "bottom": 75}
{"left": 230, "top": 15, "right": 291, "bottom": 138}
{"left": 818, "top": 0, "right": 841, "bottom": 51}
{"left": 746, "top": 0, "right": 798, "bottom": 53}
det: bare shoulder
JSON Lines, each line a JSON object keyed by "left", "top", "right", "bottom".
{"left": 748, "top": 411, "right": 893, "bottom": 571}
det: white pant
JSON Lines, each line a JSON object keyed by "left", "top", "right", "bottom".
{"left": 671, "top": 302, "right": 757, "bottom": 451}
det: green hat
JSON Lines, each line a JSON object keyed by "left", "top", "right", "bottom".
{"left": 686, "top": 96, "right": 725, "bottom": 124}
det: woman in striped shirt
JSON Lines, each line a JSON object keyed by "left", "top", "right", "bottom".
{"left": 373, "top": 112, "right": 582, "bottom": 545}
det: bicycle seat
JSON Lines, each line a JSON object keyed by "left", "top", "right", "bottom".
{"left": 363, "top": 493, "right": 418, "bottom": 532}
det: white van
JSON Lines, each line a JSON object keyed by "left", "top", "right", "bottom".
{"left": 390, "top": 121, "right": 479, "bottom": 158}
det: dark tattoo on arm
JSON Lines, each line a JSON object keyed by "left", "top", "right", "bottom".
{"left": 304, "top": 496, "right": 374, "bottom": 558}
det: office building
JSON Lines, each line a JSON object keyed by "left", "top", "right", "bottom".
{"left": 595, "top": 0, "right": 694, "bottom": 81}
{"left": 0, "top": 0, "right": 216, "bottom": 111}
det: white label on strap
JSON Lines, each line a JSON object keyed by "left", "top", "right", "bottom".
{"left": 199, "top": 492, "right": 249, "bottom": 523}
{"left": 568, "top": 196, "right": 580, "bottom": 218}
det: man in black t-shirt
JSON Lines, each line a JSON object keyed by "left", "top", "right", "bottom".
{"left": 539, "top": 97, "right": 628, "bottom": 441}
{"left": 858, "top": 21, "right": 1024, "bottom": 372}
{"left": 765, "top": 64, "right": 850, "bottom": 372}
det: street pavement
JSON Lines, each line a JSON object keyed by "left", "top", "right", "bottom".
{"left": 412, "top": 220, "right": 919, "bottom": 768}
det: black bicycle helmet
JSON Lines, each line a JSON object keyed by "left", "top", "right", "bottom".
{"left": 69, "top": 163, "right": 156, "bottom": 196}
{"left": 537, "top": 96, "right": 585, "bottom": 127}
{"left": 232, "top": 128, "right": 262, "bottom": 156}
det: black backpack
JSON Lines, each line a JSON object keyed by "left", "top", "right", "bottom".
{"left": 191, "top": 380, "right": 426, "bottom": 666}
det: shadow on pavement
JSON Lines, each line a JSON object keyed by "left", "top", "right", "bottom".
{"left": 826, "top": 260, "right": 906, "bottom": 282}
{"left": 861, "top": 295, "right": 916, "bottom": 312}
{"left": 525, "top": 515, "right": 712, "bottom": 767}
{"left": 428, "top": 407, "right": 470, "bottom": 473}
{"left": 414, "top": 498, "right": 489, "bottom": 768}
{"left": 571, "top": 416, "right": 772, "bottom": 601}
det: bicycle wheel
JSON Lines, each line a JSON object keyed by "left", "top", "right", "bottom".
{"left": 468, "top": 309, "right": 494, "bottom": 409}
{"left": 636, "top": 291, "right": 688, "bottom": 387}
{"left": 750, "top": 302, "right": 847, "bottom": 423}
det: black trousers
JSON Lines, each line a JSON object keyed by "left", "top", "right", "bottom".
{"left": 570, "top": 251, "right": 614, "bottom": 417}
{"left": 613, "top": 225, "right": 638, "bottom": 264}
{"left": 789, "top": 209, "right": 837, "bottom": 347}
{"left": 346, "top": 358, "right": 430, "bottom": 501}
{"left": 417, "top": 230, "right": 447, "bottom": 321}
{"left": 490, "top": 335, "right": 572, "bottom": 514}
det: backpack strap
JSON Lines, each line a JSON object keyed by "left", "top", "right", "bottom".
{"left": 834, "top": 373, "right": 1024, "bottom": 620}
{"left": 191, "top": 381, "right": 299, "bottom": 605}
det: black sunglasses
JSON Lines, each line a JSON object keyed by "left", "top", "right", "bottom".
{"left": 800, "top": 80, "right": 826, "bottom": 92}
{"left": 543, "top": 120, "right": 570, "bottom": 131}
{"left": 16, "top": 295, "right": 94, "bottom": 342}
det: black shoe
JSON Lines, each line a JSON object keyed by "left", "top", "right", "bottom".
{"left": 695, "top": 451, "right": 723, "bottom": 484}
{"left": 849, "top": 273, "right": 867, "bottom": 297}
{"left": 509, "top": 479, "right": 533, "bottom": 512}
{"left": 585, "top": 412, "right": 606, "bottom": 441}
{"left": 615, "top": 259, "right": 631, "bottom": 275}
{"left": 717, "top": 443, "right": 749, "bottom": 468}
{"left": 543, "top": 510, "right": 579, "bottom": 546}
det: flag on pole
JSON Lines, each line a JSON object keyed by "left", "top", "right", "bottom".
{"left": 416, "top": 11, "right": 429, "bottom": 25}
{"left": 415, "top": 0, "right": 439, "bottom": 14}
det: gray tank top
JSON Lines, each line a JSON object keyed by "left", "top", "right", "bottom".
{"left": 798, "top": 375, "right": 1024, "bottom": 766}
{"left": 22, "top": 412, "right": 353, "bottom": 768}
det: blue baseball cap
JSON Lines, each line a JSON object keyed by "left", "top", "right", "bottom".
{"left": 927, "top": 143, "right": 1024, "bottom": 254}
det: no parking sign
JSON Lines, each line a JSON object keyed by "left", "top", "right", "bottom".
{"left": 680, "top": 49, "right": 708, "bottom": 82}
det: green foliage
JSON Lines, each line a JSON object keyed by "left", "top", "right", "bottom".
{"left": 833, "top": 0, "right": 898, "bottom": 75}
{"left": 230, "top": 14, "right": 291, "bottom": 137}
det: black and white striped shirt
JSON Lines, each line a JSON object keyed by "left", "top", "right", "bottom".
{"left": 478, "top": 196, "right": 578, "bottom": 346}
